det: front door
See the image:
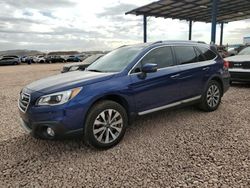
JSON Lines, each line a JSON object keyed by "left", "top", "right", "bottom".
{"left": 129, "top": 46, "right": 182, "bottom": 114}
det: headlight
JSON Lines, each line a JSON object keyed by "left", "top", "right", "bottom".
{"left": 37, "top": 87, "right": 82, "bottom": 106}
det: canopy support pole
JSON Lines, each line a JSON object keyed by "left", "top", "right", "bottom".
{"left": 211, "top": 0, "right": 218, "bottom": 44}
{"left": 143, "top": 15, "right": 147, "bottom": 43}
{"left": 189, "top": 20, "right": 192, "bottom": 40}
{"left": 220, "top": 22, "right": 224, "bottom": 46}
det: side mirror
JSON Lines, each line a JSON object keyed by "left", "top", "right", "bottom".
{"left": 141, "top": 63, "right": 158, "bottom": 73}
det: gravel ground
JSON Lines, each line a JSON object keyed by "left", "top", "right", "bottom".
{"left": 0, "top": 64, "right": 249, "bottom": 187}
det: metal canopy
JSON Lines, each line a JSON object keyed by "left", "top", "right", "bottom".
{"left": 126, "top": 0, "right": 250, "bottom": 44}
{"left": 126, "top": 0, "right": 250, "bottom": 23}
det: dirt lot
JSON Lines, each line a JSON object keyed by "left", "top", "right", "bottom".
{"left": 0, "top": 64, "right": 249, "bottom": 187}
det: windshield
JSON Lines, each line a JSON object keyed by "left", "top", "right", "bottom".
{"left": 238, "top": 47, "right": 250, "bottom": 55}
{"left": 86, "top": 46, "right": 143, "bottom": 72}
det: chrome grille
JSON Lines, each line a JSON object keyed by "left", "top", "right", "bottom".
{"left": 18, "top": 92, "right": 30, "bottom": 113}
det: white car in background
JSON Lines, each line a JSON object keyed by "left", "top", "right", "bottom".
{"left": 225, "top": 46, "right": 250, "bottom": 83}
{"left": 227, "top": 48, "right": 238, "bottom": 56}
{"left": 33, "top": 55, "right": 46, "bottom": 63}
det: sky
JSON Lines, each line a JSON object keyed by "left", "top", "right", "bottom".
{"left": 0, "top": 0, "right": 250, "bottom": 52}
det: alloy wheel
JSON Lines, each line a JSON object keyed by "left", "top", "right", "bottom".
{"left": 206, "top": 84, "right": 220, "bottom": 108}
{"left": 93, "top": 109, "right": 123, "bottom": 144}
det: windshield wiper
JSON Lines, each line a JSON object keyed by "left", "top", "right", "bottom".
{"left": 87, "top": 69, "right": 103, "bottom": 72}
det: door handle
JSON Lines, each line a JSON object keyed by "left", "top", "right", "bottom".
{"left": 171, "top": 74, "right": 180, "bottom": 79}
{"left": 202, "top": 67, "right": 210, "bottom": 71}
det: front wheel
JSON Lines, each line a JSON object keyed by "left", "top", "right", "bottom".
{"left": 84, "top": 100, "right": 127, "bottom": 149}
{"left": 199, "top": 80, "right": 222, "bottom": 112}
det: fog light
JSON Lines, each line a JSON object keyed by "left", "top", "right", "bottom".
{"left": 47, "top": 127, "right": 55, "bottom": 137}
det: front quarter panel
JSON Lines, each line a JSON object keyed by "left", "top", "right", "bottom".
{"left": 74, "top": 74, "right": 135, "bottom": 125}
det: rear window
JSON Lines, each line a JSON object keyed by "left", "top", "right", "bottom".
{"left": 198, "top": 47, "right": 217, "bottom": 60}
{"left": 174, "top": 46, "right": 197, "bottom": 65}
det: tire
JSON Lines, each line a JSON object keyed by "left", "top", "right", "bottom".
{"left": 84, "top": 100, "right": 128, "bottom": 149}
{"left": 199, "top": 80, "right": 222, "bottom": 112}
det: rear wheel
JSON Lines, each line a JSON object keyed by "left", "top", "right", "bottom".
{"left": 199, "top": 80, "right": 222, "bottom": 112}
{"left": 84, "top": 100, "right": 127, "bottom": 149}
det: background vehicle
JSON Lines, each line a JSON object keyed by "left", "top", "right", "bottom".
{"left": 225, "top": 46, "right": 250, "bottom": 83}
{"left": 227, "top": 48, "right": 238, "bottom": 56}
{"left": 217, "top": 46, "right": 229, "bottom": 58}
{"left": 33, "top": 55, "right": 46, "bottom": 63}
{"left": 0, "top": 55, "right": 20, "bottom": 65}
{"left": 227, "top": 44, "right": 249, "bottom": 56}
{"left": 66, "top": 55, "right": 81, "bottom": 62}
{"left": 77, "top": 54, "right": 87, "bottom": 61}
{"left": 21, "top": 56, "right": 29, "bottom": 63}
{"left": 45, "top": 56, "right": 66, "bottom": 63}
{"left": 18, "top": 41, "right": 230, "bottom": 149}
{"left": 61, "top": 54, "right": 104, "bottom": 73}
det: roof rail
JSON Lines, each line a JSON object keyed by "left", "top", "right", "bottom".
{"left": 117, "top": 45, "right": 128, "bottom": 49}
{"left": 197, "top": 41, "right": 206, "bottom": 44}
{"left": 151, "top": 41, "right": 163, "bottom": 45}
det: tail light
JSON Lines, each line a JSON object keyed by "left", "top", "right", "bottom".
{"left": 223, "top": 60, "right": 229, "bottom": 69}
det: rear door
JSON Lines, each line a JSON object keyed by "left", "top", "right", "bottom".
{"left": 129, "top": 46, "right": 182, "bottom": 113}
{"left": 173, "top": 46, "right": 208, "bottom": 99}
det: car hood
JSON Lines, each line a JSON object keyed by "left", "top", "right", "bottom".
{"left": 225, "top": 55, "right": 250, "bottom": 62}
{"left": 25, "top": 70, "right": 115, "bottom": 94}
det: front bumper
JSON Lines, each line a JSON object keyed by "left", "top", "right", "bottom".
{"left": 19, "top": 118, "right": 83, "bottom": 139}
{"left": 18, "top": 85, "right": 94, "bottom": 140}
{"left": 229, "top": 69, "right": 250, "bottom": 82}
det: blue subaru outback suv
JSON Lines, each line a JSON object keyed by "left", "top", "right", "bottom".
{"left": 18, "top": 41, "right": 230, "bottom": 148}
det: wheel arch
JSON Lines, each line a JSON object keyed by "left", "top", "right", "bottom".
{"left": 210, "top": 76, "right": 224, "bottom": 95}
{"left": 97, "top": 94, "right": 129, "bottom": 111}
{"left": 86, "top": 94, "right": 132, "bottom": 121}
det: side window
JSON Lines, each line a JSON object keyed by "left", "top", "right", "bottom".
{"left": 198, "top": 47, "right": 217, "bottom": 60}
{"left": 140, "top": 46, "right": 174, "bottom": 69}
{"left": 174, "top": 46, "right": 197, "bottom": 65}
{"left": 194, "top": 47, "right": 206, "bottom": 62}
{"left": 132, "top": 46, "right": 174, "bottom": 73}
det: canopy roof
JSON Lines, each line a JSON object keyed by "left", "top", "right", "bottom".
{"left": 126, "top": 0, "right": 250, "bottom": 23}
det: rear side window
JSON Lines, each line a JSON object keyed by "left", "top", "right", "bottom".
{"left": 174, "top": 46, "right": 197, "bottom": 64}
{"left": 140, "top": 46, "right": 174, "bottom": 69}
{"left": 198, "top": 47, "right": 217, "bottom": 60}
{"left": 194, "top": 47, "right": 206, "bottom": 62}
